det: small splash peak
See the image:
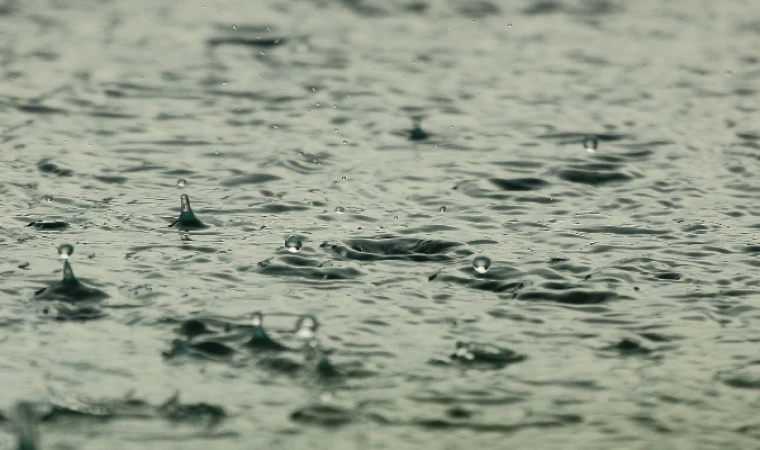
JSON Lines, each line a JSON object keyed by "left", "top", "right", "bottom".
{"left": 472, "top": 256, "right": 491, "bottom": 274}
{"left": 285, "top": 235, "right": 303, "bottom": 253}
{"left": 61, "top": 260, "right": 78, "bottom": 284}
{"left": 295, "top": 315, "right": 319, "bottom": 340}
{"left": 57, "top": 243, "right": 74, "bottom": 260}
{"left": 169, "top": 194, "right": 206, "bottom": 230}
{"left": 409, "top": 118, "right": 429, "bottom": 141}
{"left": 583, "top": 135, "right": 599, "bottom": 153}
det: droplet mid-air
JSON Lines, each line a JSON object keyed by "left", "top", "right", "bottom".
{"left": 472, "top": 256, "right": 491, "bottom": 274}
{"left": 583, "top": 135, "right": 598, "bottom": 153}
{"left": 177, "top": 179, "right": 187, "bottom": 188}
{"left": 285, "top": 235, "right": 303, "bottom": 253}
{"left": 439, "top": 206, "right": 447, "bottom": 213}
{"left": 335, "top": 207, "right": 345, "bottom": 214}
{"left": 295, "top": 315, "right": 319, "bottom": 340}
{"left": 57, "top": 243, "right": 74, "bottom": 260}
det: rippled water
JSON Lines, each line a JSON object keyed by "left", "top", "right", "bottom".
{"left": 2, "top": 0, "right": 760, "bottom": 448}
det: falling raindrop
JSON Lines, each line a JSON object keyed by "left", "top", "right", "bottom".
{"left": 341, "top": 175, "right": 347, "bottom": 181}
{"left": 177, "top": 179, "right": 187, "bottom": 188}
{"left": 285, "top": 235, "right": 303, "bottom": 253}
{"left": 472, "top": 256, "right": 491, "bottom": 274}
{"left": 342, "top": 140, "right": 348, "bottom": 145}
{"left": 57, "top": 244, "right": 74, "bottom": 260}
{"left": 439, "top": 206, "right": 447, "bottom": 213}
{"left": 335, "top": 207, "right": 345, "bottom": 214}
{"left": 583, "top": 135, "right": 598, "bottom": 153}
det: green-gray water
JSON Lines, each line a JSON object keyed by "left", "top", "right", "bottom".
{"left": 2, "top": 0, "right": 760, "bottom": 448}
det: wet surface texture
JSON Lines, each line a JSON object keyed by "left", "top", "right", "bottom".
{"left": 1, "top": 0, "right": 760, "bottom": 448}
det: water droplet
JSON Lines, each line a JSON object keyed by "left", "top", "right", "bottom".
{"left": 472, "top": 256, "right": 491, "bottom": 274}
{"left": 177, "top": 179, "right": 187, "bottom": 188}
{"left": 316, "top": 101, "right": 320, "bottom": 107}
{"left": 260, "top": 51, "right": 266, "bottom": 56}
{"left": 285, "top": 235, "right": 303, "bottom": 253}
{"left": 342, "top": 140, "right": 348, "bottom": 145}
{"left": 471, "top": 19, "right": 475, "bottom": 23}
{"left": 57, "top": 243, "right": 74, "bottom": 260}
{"left": 583, "top": 135, "right": 598, "bottom": 153}
{"left": 508, "top": 23, "right": 512, "bottom": 27}
{"left": 393, "top": 215, "right": 399, "bottom": 220}
{"left": 251, "top": 311, "right": 263, "bottom": 327}
{"left": 334, "top": 128, "right": 339, "bottom": 132}
{"left": 295, "top": 315, "right": 319, "bottom": 340}
{"left": 439, "top": 206, "right": 447, "bottom": 213}
{"left": 42, "top": 195, "right": 53, "bottom": 202}
{"left": 335, "top": 206, "right": 345, "bottom": 214}
{"left": 231, "top": 24, "right": 237, "bottom": 30}
{"left": 341, "top": 175, "right": 347, "bottom": 181}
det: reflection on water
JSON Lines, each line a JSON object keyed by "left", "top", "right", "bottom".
{"left": 1, "top": 0, "right": 760, "bottom": 448}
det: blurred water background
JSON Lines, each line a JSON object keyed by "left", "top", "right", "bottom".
{"left": 1, "top": 0, "right": 760, "bottom": 448}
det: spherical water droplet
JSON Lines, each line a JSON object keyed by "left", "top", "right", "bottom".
{"left": 231, "top": 24, "right": 237, "bottom": 30}
{"left": 439, "top": 206, "right": 447, "bottom": 213}
{"left": 335, "top": 206, "right": 345, "bottom": 214}
{"left": 58, "top": 243, "right": 74, "bottom": 260}
{"left": 341, "top": 175, "right": 347, "bottom": 181}
{"left": 393, "top": 215, "right": 399, "bottom": 220}
{"left": 251, "top": 311, "right": 263, "bottom": 327}
{"left": 342, "top": 140, "right": 348, "bottom": 145}
{"left": 285, "top": 235, "right": 303, "bottom": 253}
{"left": 334, "top": 128, "right": 339, "bottom": 133}
{"left": 583, "top": 135, "right": 598, "bottom": 153}
{"left": 472, "top": 256, "right": 491, "bottom": 274}
{"left": 508, "top": 23, "right": 513, "bottom": 27}
{"left": 177, "top": 179, "right": 187, "bottom": 188}
{"left": 295, "top": 315, "right": 319, "bottom": 339}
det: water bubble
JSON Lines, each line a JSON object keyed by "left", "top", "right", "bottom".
{"left": 583, "top": 135, "right": 598, "bottom": 153}
{"left": 439, "top": 206, "right": 447, "bottom": 213}
{"left": 177, "top": 179, "right": 187, "bottom": 188}
{"left": 285, "top": 235, "right": 303, "bottom": 253}
{"left": 57, "top": 244, "right": 74, "bottom": 260}
{"left": 335, "top": 206, "right": 345, "bottom": 214}
{"left": 472, "top": 256, "right": 491, "bottom": 274}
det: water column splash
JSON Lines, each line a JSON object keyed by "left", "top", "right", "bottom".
{"left": 12, "top": 402, "right": 40, "bottom": 450}
{"left": 169, "top": 194, "right": 207, "bottom": 230}
{"left": 247, "top": 311, "right": 289, "bottom": 351}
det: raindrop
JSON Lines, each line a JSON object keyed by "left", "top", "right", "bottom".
{"left": 334, "top": 128, "right": 339, "bottom": 132}
{"left": 177, "top": 178, "right": 187, "bottom": 188}
{"left": 341, "top": 175, "right": 347, "bottom": 181}
{"left": 439, "top": 206, "right": 447, "bottom": 213}
{"left": 295, "top": 315, "right": 319, "bottom": 340}
{"left": 57, "top": 243, "right": 74, "bottom": 260}
{"left": 508, "top": 23, "right": 512, "bottom": 27}
{"left": 232, "top": 24, "right": 237, "bottom": 30}
{"left": 583, "top": 135, "right": 598, "bottom": 153}
{"left": 472, "top": 256, "right": 491, "bottom": 274}
{"left": 285, "top": 235, "right": 303, "bottom": 253}
{"left": 42, "top": 195, "right": 53, "bottom": 202}
{"left": 335, "top": 207, "right": 345, "bottom": 214}
{"left": 342, "top": 140, "right": 348, "bottom": 145}
{"left": 393, "top": 215, "right": 399, "bottom": 220}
